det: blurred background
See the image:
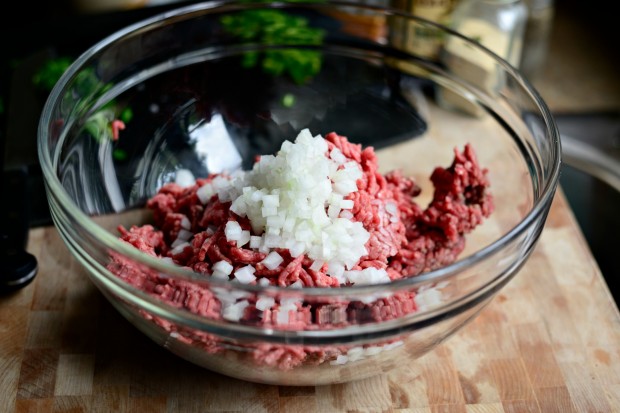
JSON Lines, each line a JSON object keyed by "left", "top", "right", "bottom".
{"left": 0, "top": 0, "right": 618, "bottom": 297}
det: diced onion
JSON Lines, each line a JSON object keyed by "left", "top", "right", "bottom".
{"left": 170, "top": 241, "right": 190, "bottom": 255}
{"left": 196, "top": 183, "right": 214, "bottom": 204}
{"left": 176, "top": 229, "right": 193, "bottom": 241}
{"left": 256, "top": 296, "right": 276, "bottom": 311}
{"left": 222, "top": 300, "right": 250, "bottom": 321}
{"left": 224, "top": 221, "right": 242, "bottom": 241}
{"left": 180, "top": 216, "right": 191, "bottom": 229}
{"left": 190, "top": 129, "right": 374, "bottom": 299}
{"left": 234, "top": 265, "right": 256, "bottom": 284}
{"left": 261, "top": 251, "right": 284, "bottom": 270}
{"left": 213, "top": 260, "right": 233, "bottom": 275}
{"left": 237, "top": 230, "right": 251, "bottom": 247}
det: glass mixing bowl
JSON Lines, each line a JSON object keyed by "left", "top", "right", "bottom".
{"left": 37, "top": 0, "right": 560, "bottom": 386}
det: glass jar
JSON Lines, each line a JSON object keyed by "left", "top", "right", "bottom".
{"left": 520, "top": 0, "right": 554, "bottom": 81}
{"left": 449, "top": 0, "right": 528, "bottom": 67}
{"left": 390, "top": 0, "right": 457, "bottom": 60}
{"left": 437, "top": 0, "right": 528, "bottom": 116}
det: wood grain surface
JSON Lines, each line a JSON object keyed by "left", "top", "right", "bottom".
{"left": 1, "top": 190, "right": 619, "bottom": 413}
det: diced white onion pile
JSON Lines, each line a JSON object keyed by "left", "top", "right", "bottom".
{"left": 173, "top": 129, "right": 401, "bottom": 324}
{"left": 193, "top": 129, "right": 392, "bottom": 287}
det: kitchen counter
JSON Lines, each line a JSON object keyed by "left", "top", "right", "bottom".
{"left": 3, "top": 177, "right": 619, "bottom": 412}
{"left": 2, "top": 1, "right": 620, "bottom": 412}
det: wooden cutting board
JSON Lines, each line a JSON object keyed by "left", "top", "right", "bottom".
{"left": 1, "top": 189, "right": 619, "bottom": 413}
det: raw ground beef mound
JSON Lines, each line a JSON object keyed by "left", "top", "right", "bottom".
{"left": 107, "top": 132, "right": 494, "bottom": 369}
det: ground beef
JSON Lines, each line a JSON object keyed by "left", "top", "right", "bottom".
{"left": 107, "top": 132, "right": 494, "bottom": 370}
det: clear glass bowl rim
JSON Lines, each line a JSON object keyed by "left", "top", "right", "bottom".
{"left": 37, "top": 0, "right": 562, "bottom": 300}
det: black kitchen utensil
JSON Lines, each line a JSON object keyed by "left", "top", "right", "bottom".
{"left": 1, "top": 158, "right": 38, "bottom": 293}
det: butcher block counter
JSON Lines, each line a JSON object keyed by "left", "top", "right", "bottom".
{"left": 2, "top": 187, "right": 619, "bottom": 413}
{"left": 3, "top": 5, "right": 620, "bottom": 413}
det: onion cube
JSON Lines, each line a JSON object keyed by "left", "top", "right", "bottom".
{"left": 213, "top": 260, "right": 233, "bottom": 275}
{"left": 224, "top": 221, "right": 243, "bottom": 241}
{"left": 177, "top": 229, "right": 193, "bottom": 241}
{"left": 261, "top": 251, "right": 284, "bottom": 270}
{"left": 170, "top": 241, "right": 190, "bottom": 255}
{"left": 234, "top": 265, "right": 256, "bottom": 284}
{"left": 249, "top": 235, "right": 262, "bottom": 249}
{"left": 236, "top": 230, "right": 251, "bottom": 247}
{"left": 180, "top": 216, "right": 191, "bottom": 229}
{"left": 256, "top": 296, "right": 276, "bottom": 311}
{"left": 222, "top": 300, "right": 250, "bottom": 321}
